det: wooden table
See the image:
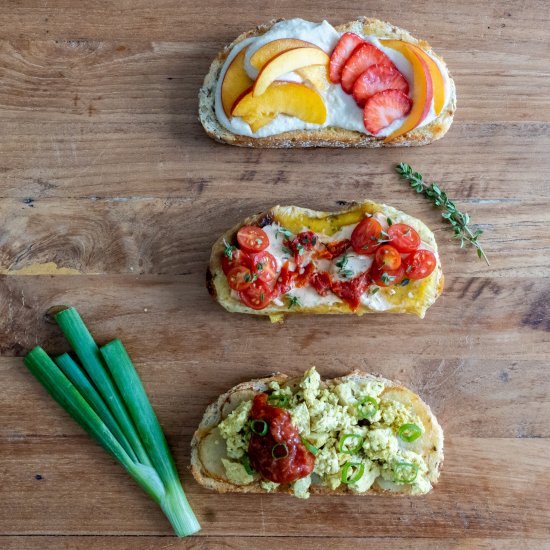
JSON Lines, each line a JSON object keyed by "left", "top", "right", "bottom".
{"left": 1, "top": 1, "right": 549, "bottom": 548}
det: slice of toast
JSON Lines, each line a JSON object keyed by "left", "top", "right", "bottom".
{"left": 190, "top": 370, "right": 444, "bottom": 496}
{"left": 207, "top": 201, "right": 444, "bottom": 319}
{"left": 199, "top": 17, "right": 456, "bottom": 147}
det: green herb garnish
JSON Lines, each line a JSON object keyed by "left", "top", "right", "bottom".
{"left": 23, "top": 308, "right": 200, "bottom": 537}
{"left": 241, "top": 454, "right": 255, "bottom": 475}
{"left": 271, "top": 443, "right": 289, "bottom": 460}
{"left": 268, "top": 393, "right": 290, "bottom": 408}
{"left": 223, "top": 239, "right": 236, "bottom": 260}
{"left": 356, "top": 396, "right": 379, "bottom": 420}
{"left": 396, "top": 163, "right": 489, "bottom": 264}
{"left": 275, "top": 227, "right": 293, "bottom": 240}
{"left": 338, "top": 434, "right": 364, "bottom": 454}
{"left": 380, "top": 272, "right": 396, "bottom": 285}
{"left": 393, "top": 461, "right": 419, "bottom": 483}
{"left": 300, "top": 436, "right": 319, "bottom": 456}
{"left": 398, "top": 423, "right": 422, "bottom": 443}
{"left": 287, "top": 295, "right": 301, "bottom": 308}
{"left": 250, "top": 419, "right": 269, "bottom": 436}
{"left": 341, "top": 462, "right": 365, "bottom": 484}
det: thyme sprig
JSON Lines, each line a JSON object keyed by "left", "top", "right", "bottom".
{"left": 395, "top": 163, "right": 489, "bottom": 265}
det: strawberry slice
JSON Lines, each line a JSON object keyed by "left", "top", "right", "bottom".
{"left": 352, "top": 64, "right": 410, "bottom": 107}
{"left": 341, "top": 42, "right": 394, "bottom": 93}
{"left": 363, "top": 89, "right": 412, "bottom": 135}
{"left": 329, "top": 33, "right": 364, "bottom": 83}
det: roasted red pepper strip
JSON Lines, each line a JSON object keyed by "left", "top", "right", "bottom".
{"left": 310, "top": 271, "right": 333, "bottom": 296}
{"left": 315, "top": 239, "right": 351, "bottom": 260}
{"left": 294, "top": 262, "right": 315, "bottom": 288}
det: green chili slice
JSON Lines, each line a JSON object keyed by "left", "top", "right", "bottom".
{"left": 398, "top": 423, "right": 422, "bottom": 443}
{"left": 356, "top": 396, "right": 379, "bottom": 419}
{"left": 338, "top": 433, "right": 364, "bottom": 454}
{"left": 300, "top": 436, "right": 319, "bottom": 456}
{"left": 250, "top": 419, "right": 268, "bottom": 436}
{"left": 341, "top": 462, "right": 365, "bottom": 485}
{"left": 271, "top": 443, "right": 289, "bottom": 460}
{"left": 393, "top": 461, "right": 418, "bottom": 483}
{"left": 241, "top": 454, "right": 255, "bottom": 475}
{"left": 267, "top": 393, "right": 289, "bottom": 409}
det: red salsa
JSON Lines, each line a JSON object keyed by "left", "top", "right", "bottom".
{"left": 248, "top": 393, "right": 315, "bottom": 483}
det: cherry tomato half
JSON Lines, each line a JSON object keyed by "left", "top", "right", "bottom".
{"left": 221, "top": 248, "right": 251, "bottom": 275}
{"left": 237, "top": 226, "right": 269, "bottom": 253}
{"left": 240, "top": 280, "right": 272, "bottom": 310}
{"left": 375, "top": 245, "right": 402, "bottom": 270}
{"left": 251, "top": 251, "right": 278, "bottom": 284}
{"left": 370, "top": 264, "right": 405, "bottom": 287}
{"left": 226, "top": 265, "right": 254, "bottom": 291}
{"left": 387, "top": 223, "right": 420, "bottom": 253}
{"left": 402, "top": 249, "right": 437, "bottom": 280}
{"left": 351, "top": 218, "right": 382, "bottom": 255}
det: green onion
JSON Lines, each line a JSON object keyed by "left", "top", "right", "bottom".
{"left": 267, "top": 393, "right": 289, "bottom": 408}
{"left": 393, "top": 461, "right": 419, "bottom": 483}
{"left": 398, "top": 423, "right": 422, "bottom": 443}
{"left": 338, "top": 433, "right": 364, "bottom": 454}
{"left": 55, "top": 352, "right": 137, "bottom": 462}
{"left": 101, "top": 339, "right": 200, "bottom": 536}
{"left": 250, "top": 419, "right": 268, "bottom": 436}
{"left": 300, "top": 436, "right": 319, "bottom": 456}
{"left": 341, "top": 462, "right": 365, "bottom": 484}
{"left": 55, "top": 308, "right": 151, "bottom": 467}
{"left": 23, "top": 308, "right": 200, "bottom": 537}
{"left": 241, "top": 454, "right": 255, "bottom": 475}
{"left": 356, "top": 396, "right": 379, "bottom": 420}
{"left": 271, "top": 443, "right": 289, "bottom": 460}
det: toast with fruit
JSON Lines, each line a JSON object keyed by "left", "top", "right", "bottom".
{"left": 191, "top": 368, "right": 444, "bottom": 498}
{"left": 207, "top": 201, "right": 444, "bottom": 320}
{"left": 199, "top": 18, "right": 456, "bottom": 147}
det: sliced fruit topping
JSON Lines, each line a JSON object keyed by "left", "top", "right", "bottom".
{"left": 221, "top": 248, "right": 251, "bottom": 275}
{"left": 251, "top": 251, "right": 278, "bottom": 284}
{"left": 378, "top": 40, "right": 434, "bottom": 142}
{"left": 237, "top": 226, "right": 269, "bottom": 253}
{"left": 253, "top": 47, "right": 330, "bottom": 97}
{"left": 221, "top": 46, "right": 254, "bottom": 117}
{"left": 249, "top": 38, "right": 315, "bottom": 69}
{"left": 352, "top": 64, "right": 409, "bottom": 107}
{"left": 340, "top": 42, "right": 394, "bottom": 94}
{"left": 239, "top": 279, "right": 272, "bottom": 310}
{"left": 232, "top": 82, "right": 327, "bottom": 132}
{"left": 227, "top": 265, "right": 254, "bottom": 291}
{"left": 370, "top": 264, "right": 405, "bottom": 287}
{"left": 363, "top": 89, "right": 412, "bottom": 135}
{"left": 329, "top": 33, "right": 364, "bottom": 83}
{"left": 351, "top": 217, "right": 383, "bottom": 255}
{"left": 402, "top": 249, "right": 437, "bottom": 280}
{"left": 387, "top": 223, "right": 420, "bottom": 253}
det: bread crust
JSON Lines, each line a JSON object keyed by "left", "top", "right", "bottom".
{"left": 198, "top": 17, "right": 456, "bottom": 148}
{"left": 207, "top": 202, "right": 444, "bottom": 319}
{"left": 190, "top": 370, "right": 444, "bottom": 496}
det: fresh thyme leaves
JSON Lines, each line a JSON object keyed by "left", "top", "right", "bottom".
{"left": 287, "top": 295, "right": 301, "bottom": 308}
{"left": 381, "top": 272, "right": 396, "bottom": 285}
{"left": 223, "top": 239, "right": 236, "bottom": 260}
{"left": 370, "top": 287, "right": 380, "bottom": 295}
{"left": 387, "top": 217, "right": 394, "bottom": 226}
{"left": 400, "top": 278, "right": 410, "bottom": 287}
{"left": 256, "top": 262, "right": 263, "bottom": 271}
{"left": 243, "top": 272, "right": 257, "bottom": 283}
{"left": 296, "top": 243, "right": 305, "bottom": 256}
{"left": 275, "top": 227, "right": 293, "bottom": 240}
{"left": 281, "top": 246, "right": 292, "bottom": 255}
{"left": 335, "top": 254, "right": 353, "bottom": 278}
{"left": 395, "top": 163, "right": 489, "bottom": 265}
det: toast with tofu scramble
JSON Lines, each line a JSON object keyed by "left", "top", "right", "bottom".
{"left": 191, "top": 368, "right": 444, "bottom": 498}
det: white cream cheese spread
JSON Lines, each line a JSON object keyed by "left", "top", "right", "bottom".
{"left": 214, "top": 19, "right": 451, "bottom": 138}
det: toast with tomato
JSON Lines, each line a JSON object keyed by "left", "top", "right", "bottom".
{"left": 199, "top": 17, "right": 456, "bottom": 147}
{"left": 191, "top": 368, "right": 444, "bottom": 498}
{"left": 207, "top": 201, "right": 444, "bottom": 320}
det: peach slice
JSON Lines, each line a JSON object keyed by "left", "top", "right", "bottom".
{"left": 221, "top": 46, "right": 253, "bottom": 117}
{"left": 253, "top": 47, "right": 330, "bottom": 97}
{"left": 250, "top": 39, "right": 329, "bottom": 91}
{"left": 378, "top": 40, "right": 434, "bottom": 142}
{"left": 232, "top": 81, "right": 327, "bottom": 132}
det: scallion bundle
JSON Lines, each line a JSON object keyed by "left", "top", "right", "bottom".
{"left": 23, "top": 307, "right": 200, "bottom": 537}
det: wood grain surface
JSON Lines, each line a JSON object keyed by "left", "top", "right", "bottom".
{"left": 1, "top": 1, "right": 549, "bottom": 548}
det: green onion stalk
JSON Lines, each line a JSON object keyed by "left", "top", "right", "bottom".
{"left": 23, "top": 308, "right": 200, "bottom": 537}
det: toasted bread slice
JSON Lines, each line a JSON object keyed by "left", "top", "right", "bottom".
{"left": 199, "top": 17, "right": 456, "bottom": 147}
{"left": 190, "top": 370, "right": 444, "bottom": 496}
{"left": 207, "top": 201, "right": 444, "bottom": 319}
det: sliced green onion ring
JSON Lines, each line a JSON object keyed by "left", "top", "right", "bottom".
{"left": 338, "top": 433, "right": 364, "bottom": 454}
{"left": 398, "top": 423, "right": 422, "bottom": 443}
{"left": 241, "top": 454, "right": 255, "bottom": 475}
{"left": 356, "top": 396, "right": 379, "bottom": 420}
{"left": 267, "top": 393, "right": 289, "bottom": 409}
{"left": 271, "top": 443, "right": 289, "bottom": 460}
{"left": 250, "top": 419, "right": 268, "bottom": 436}
{"left": 341, "top": 461, "right": 365, "bottom": 485}
{"left": 393, "top": 461, "right": 419, "bottom": 483}
{"left": 300, "top": 436, "right": 319, "bottom": 456}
